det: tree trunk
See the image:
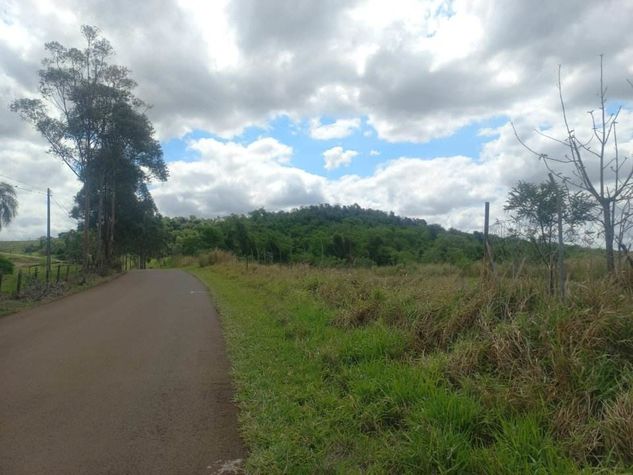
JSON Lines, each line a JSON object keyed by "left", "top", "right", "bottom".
{"left": 556, "top": 193, "right": 565, "bottom": 300}
{"left": 83, "top": 177, "right": 91, "bottom": 276}
{"left": 548, "top": 255, "right": 555, "bottom": 295}
{"left": 109, "top": 185, "right": 116, "bottom": 267}
{"left": 603, "top": 201, "right": 615, "bottom": 273}
{"left": 618, "top": 243, "right": 633, "bottom": 269}
{"left": 96, "top": 177, "right": 105, "bottom": 273}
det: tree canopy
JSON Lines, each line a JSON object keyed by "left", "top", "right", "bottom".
{"left": 162, "top": 204, "right": 488, "bottom": 267}
{"left": 11, "top": 25, "right": 167, "bottom": 272}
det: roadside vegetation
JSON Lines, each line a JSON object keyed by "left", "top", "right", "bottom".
{"left": 185, "top": 255, "right": 633, "bottom": 473}
{"left": 0, "top": 241, "right": 113, "bottom": 316}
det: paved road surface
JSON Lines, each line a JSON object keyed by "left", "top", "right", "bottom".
{"left": 0, "top": 270, "right": 245, "bottom": 474}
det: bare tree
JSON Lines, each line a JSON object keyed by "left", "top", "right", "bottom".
{"left": 514, "top": 56, "right": 633, "bottom": 273}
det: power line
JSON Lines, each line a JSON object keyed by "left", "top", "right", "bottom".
{"left": 11, "top": 184, "right": 47, "bottom": 196}
{"left": 0, "top": 173, "right": 76, "bottom": 214}
{"left": 0, "top": 173, "right": 48, "bottom": 195}
{"left": 51, "top": 195, "right": 78, "bottom": 220}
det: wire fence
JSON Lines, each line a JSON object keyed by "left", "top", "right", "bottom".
{"left": 0, "top": 263, "right": 84, "bottom": 300}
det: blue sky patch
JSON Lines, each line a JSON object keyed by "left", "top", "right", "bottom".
{"left": 160, "top": 114, "right": 509, "bottom": 179}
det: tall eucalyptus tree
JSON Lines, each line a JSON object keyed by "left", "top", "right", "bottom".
{"left": 11, "top": 25, "right": 167, "bottom": 271}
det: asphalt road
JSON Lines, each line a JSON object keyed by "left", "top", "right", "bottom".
{"left": 0, "top": 269, "right": 245, "bottom": 474}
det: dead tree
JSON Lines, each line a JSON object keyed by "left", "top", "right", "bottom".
{"left": 514, "top": 56, "right": 633, "bottom": 273}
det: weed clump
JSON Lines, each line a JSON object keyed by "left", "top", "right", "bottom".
{"left": 601, "top": 389, "right": 633, "bottom": 464}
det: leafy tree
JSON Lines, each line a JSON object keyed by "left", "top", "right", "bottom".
{"left": 162, "top": 204, "right": 597, "bottom": 269}
{"left": 56, "top": 230, "right": 83, "bottom": 263}
{"left": 174, "top": 228, "right": 203, "bottom": 256}
{"left": 0, "top": 183, "right": 18, "bottom": 232}
{"left": 0, "top": 256, "right": 15, "bottom": 275}
{"left": 368, "top": 235, "right": 393, "bottom": 265}
{"left": 163, "top": 204, "right": 494, "bottom": 267}
{"left": 11, "top": 25, "right": 166, "bottom": 272}
{"left": 421, "top": 233, "right": 482, "bottom": 266}
{"left": 505, "top": 179, "right": 591, "bottom": 291}
{"left": 73, "top": 104, "right": 167, "bottom": 270}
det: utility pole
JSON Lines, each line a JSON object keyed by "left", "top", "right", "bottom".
{"left": 483, "top": 202, "right": 492, "bottom": 274}
{"left": 483, "top": 202, "right": 490, "bottom": 249}
{"left": 46, "top": 188, "right": 51, "bottom": 284}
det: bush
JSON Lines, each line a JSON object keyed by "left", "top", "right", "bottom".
{"left": 0, "top": 256, "right": 15, "bottom": 275}
{"left": 198, "top": 249, "right": 235, "bottom": 267}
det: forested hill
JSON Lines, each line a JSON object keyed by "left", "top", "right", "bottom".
{"left": 164, "top": 204, "right": 486, "bottom": 266}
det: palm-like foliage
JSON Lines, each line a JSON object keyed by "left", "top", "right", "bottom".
{"left": 0, "top": 182, "right": 18, "bottom": 231}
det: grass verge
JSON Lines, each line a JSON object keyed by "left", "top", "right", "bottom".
{"left": 192, "top": 263, "right": 633, "bottom": 474}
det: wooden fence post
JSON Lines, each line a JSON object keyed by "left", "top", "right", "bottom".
{"left": 16, "top": 269, "right": 22, "bottom": 297}
{"left": 483, "top": 202, "right": 494, "bottom": 276}
{"left": 56, "top": 265, "right": 61, "bottom": 284}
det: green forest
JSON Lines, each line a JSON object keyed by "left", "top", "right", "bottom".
{"left": 163, "top": 204, "right": 484, "bottom": 266}
{"left": 23, "top": 202, "right": 592, "bottom": 270}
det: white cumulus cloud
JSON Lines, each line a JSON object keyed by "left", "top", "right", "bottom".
{"left": 152, "top": 137, "right": 326, "bottom": 216}
{"left": 150, "top": 131, "right": 552, "bottom": 232}
{"left": 323, "top": 146, "right": 359, "bottom": 170}
{"left": 3, "top": 0, "right": 633, "bottom": 237}
{"left": 309, "top": 118, "right": 361, "bottom": 140}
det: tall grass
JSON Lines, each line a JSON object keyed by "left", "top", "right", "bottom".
{"left": 191, "top": 260, "right": 633, "bottom": 472}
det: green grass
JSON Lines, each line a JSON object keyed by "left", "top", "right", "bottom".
{"left": 0, "top": 240, "right": 39, "bottom": 254}
{"left": 191, "top": 262, "right": 633, "bottom": 473}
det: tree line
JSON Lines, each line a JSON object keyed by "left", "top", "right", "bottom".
{"left": 161, "top": 203, "right": 568, "bottom": 267}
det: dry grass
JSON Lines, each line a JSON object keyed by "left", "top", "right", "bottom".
{"left": 190, "top": 259, "right": 633, "bottom": 471}
{"left": 601, "top": 390, "right": 633, "bottom": 464}
{"left": 197, "top": 249, "right": 236, "bottom": 266}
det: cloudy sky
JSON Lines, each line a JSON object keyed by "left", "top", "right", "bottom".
{"left": 2, "top": 0, "right": 633, "bottom": 239}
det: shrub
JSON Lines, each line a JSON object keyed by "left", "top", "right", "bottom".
{"left": 198, "top": 249, "right": 236, "bottom": 267}
{"left": 0, "top": 256, "right": 15, "bottom": 275}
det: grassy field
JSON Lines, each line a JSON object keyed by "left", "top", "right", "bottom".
{"left": 0, "top": 240, "right": 39, "bottom": 254}
{"left": 190, "top": 258, "right": 633, "bottom": 473}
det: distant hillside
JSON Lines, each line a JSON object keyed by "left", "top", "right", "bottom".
{"left": 0, "top": 240, "right": 41, "bottom": 254}
{"left": 163, "top": 204, "right": 488, "bottom": 266}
